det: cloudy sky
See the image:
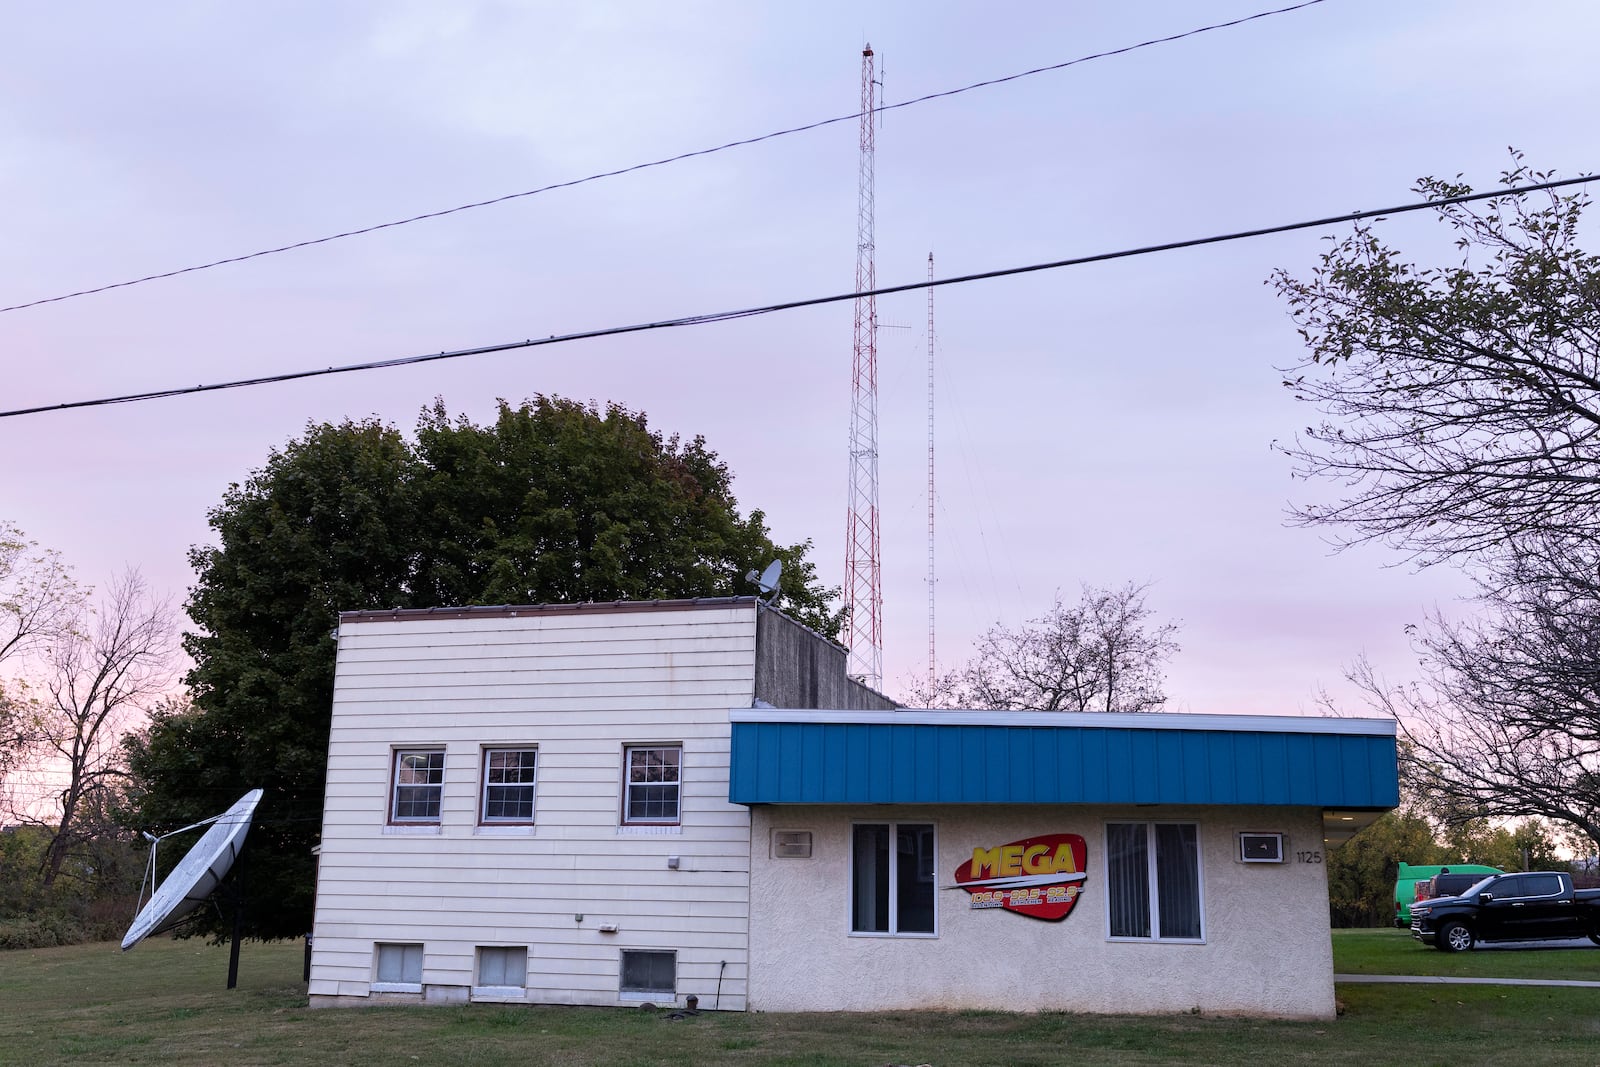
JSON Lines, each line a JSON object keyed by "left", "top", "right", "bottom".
{"left": 2, "top": 1, "right": 1594, "bottom": 713}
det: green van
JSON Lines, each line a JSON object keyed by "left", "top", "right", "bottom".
{"left": 1394, "top": 862, "right": 1503, "bottom": 927}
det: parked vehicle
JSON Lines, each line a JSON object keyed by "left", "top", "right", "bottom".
{"left": 1393, "top": 862, "right": 1502, "bottom": 928}
{"left": 1410, "top": 871, "right": 1600, "bottom": 951}
{"left": 1415, "top": 870, "right": 1497, "bottom": 906}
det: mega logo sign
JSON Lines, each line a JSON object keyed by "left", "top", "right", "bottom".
{"left": 950, "top": 833, "right": 1088, "bottom": 922}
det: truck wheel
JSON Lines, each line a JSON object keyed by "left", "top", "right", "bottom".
{"left": 1439, "top": 922, "right": 1474, "bottom": 952}
{"left": 1588, "top": 932, "right": 1600, "bottom": 947}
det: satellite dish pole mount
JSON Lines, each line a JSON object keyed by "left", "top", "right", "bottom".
{"left": 745, "top": 560, "right": 784, "bottom": 606}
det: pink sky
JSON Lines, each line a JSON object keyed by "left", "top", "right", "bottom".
{"left": 3, "top": 1, "right": 1590, "bottom": 716}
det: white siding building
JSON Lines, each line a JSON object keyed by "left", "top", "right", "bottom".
{"left": 307, "top": 598, "right": 888, "bottom": 1009}
{"left": 308, "top": 597, "right": 1397, "bottom": 1019}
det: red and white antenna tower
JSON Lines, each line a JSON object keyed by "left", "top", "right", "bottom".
{"left": 925, "top": 251, "right": 936, "bottom": 693}
{"left": 844, "top": 44, "right": 882, "bottom": 688}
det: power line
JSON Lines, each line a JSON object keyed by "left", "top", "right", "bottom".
{"left": 0, "top": 0, "right": 1330, "bottom": 318}
{"left": 4, "top": 171, "right": 1591, "bottom": 421}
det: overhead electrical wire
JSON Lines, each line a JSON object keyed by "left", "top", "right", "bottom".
{"left": 0, "top": 0, "right": 1330, "bottom": 317}
{"left": 4, "top": 171, "right": 1592, "bottom": 421}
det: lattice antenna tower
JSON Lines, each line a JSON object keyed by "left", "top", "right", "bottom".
{"left": 925, "top": 251, "right": 936, "bottom": 693}
{"left": 844, "top": 44, "right": 883, "bottom": 688}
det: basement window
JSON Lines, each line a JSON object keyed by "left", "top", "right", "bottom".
{"left": 373, "top": 942, "right": 423, "bottom": 991}
{"left": 620, "top": 949, "right": 676, "bottom": 997}
{"left": 475, "top": 946, "right": 528, "bottom": 998}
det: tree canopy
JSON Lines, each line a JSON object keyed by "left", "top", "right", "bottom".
{"left": 0, "top": 521, "right": 81, "bottom": 786}
{"left": 124, "top": 396, "right": 841, "bottom": 940}
{"left": 1275, "top": 159, "right": 1600, "bottom": 565}
{"left": 1274, "top": 158, "right": 1600, "bottom": 851}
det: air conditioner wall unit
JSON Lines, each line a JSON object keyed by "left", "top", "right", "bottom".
{"left": 1238, "top": 832, "right": 1285, "bottom": 864}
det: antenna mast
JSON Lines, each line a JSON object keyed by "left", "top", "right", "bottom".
{"left": 925, "top": 251, "right": 936, "bottom": 693}
{"left": 844, "top": 44, "right": 883, "bottom": 689}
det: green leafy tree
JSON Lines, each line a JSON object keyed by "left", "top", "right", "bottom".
{"left": 1325, "top": 809, "right": 1443, "bottom": 927}
{"left": 126, "top": 419, "right": 419, "bottom": 939}
{"left": 410, "top": 398, "right": 838, "bottom": 633}
{"left": 125, "top": 397, "right": 839, "bottom": 941}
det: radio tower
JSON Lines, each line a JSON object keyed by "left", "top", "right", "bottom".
{"left": 844, "top": 44, "right": 882, "bottom": 689}
{"left": 925, "top": 252, "right": 936, "bottom": 694}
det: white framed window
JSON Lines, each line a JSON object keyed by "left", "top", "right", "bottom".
{"left": 851, "top": 822, "right": 937, "bottom": 936}
{"left": 1106, "top": 822, "right": 1204, "bottom": 942}
{"left": 390, "top": 749, "right": 444, "bottom": 824}
{"left": 623, "top": 745, "right": 682, "bottom": 825}
{"left": 481, "top": 748, "right": 538, "bottom": 824}
{"left": 476, "top": 946, "right": 528, "bottom": 992}
{"left": 620, "top": 949, "right": 676, "bottom": 996}
{"left": 373, "top": 942, "right": 423, "bottom": 990}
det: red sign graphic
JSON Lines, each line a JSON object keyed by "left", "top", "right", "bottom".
{"left": 951, "top": 833, "right": 1089, "bottom": 922}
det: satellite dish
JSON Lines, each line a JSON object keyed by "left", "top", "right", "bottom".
{"left": 744, "top": 559, "right": 783, "bottom": 604}
{"left": 122, "top": 788, "right": 263, "bottom": 951}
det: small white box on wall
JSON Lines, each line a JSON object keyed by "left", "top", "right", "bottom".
{"left": 1238, "top": 832, "right": 1285, "bottom": 863}
{"left": 772, "top": 830, "right": 813, "bottom": 858}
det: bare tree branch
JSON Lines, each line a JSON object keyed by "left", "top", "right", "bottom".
{"left": 0, "top": 519, "right": 82, "bottom": 667}
{"left": 1276, "top": 157, "right": 1600, "bottom": 851}
{"left": 926, "top": 582, "right": 1180, "bottom": 713}
{"left": 14, "top": 570, "right": 176, "bottom": 887}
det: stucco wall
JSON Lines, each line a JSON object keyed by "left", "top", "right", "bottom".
{"left": 748, "top": 804, "right": 1334, "bottom": 1019}
{"left": 752, "top": 609, "right": 897, "bottom": 711}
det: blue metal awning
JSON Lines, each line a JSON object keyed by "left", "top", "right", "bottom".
{"left": 729, "top": 710, "right": 1398, "bottom": 810}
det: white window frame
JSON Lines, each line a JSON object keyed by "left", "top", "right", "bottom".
{"left": 480, "top": 747, "right": 538, "bottom": 825}
{"left": 622, "top": 744, "right": 682, "bottom": 826}
{"left": 390, "top": 749, "right": 445, "bottom": 825}
{"left": 372, "top": 942, "right": 423, "bottom": 992}
{"left": 848, "top": 821, "right": 938, "bottom": 938}
{"left": 1104, "top": 821, "right": 1206, "bottom": 944}
{"left": 473, "top": 945, "right": 528, "bottom": 1000}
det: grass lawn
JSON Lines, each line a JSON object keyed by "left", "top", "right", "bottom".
{"left": 2, "top": 937, "right": 1600, "bottom": 1066}
{"left": 1332, "top": 926, "right": 1600, "bottom": 980}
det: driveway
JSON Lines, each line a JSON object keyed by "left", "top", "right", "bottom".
{"left": 1470, "top": 937, "right": 1596, "bottom": 951}
{"left": 1337, "top": 936, "right": 1600, "bottom": 986}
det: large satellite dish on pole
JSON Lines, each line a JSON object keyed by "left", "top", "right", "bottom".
{"left": 122, "top": 788, "right": 263, "bottom": 951}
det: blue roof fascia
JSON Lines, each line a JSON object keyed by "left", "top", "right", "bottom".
{"left": 728, "top": 713, "right": 1398, "bottom": 810}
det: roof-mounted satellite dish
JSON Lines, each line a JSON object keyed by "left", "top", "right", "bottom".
{"left": 745, "top": 559, "right": 783, "bottom": 605}
{"left": 122, "top": 788, "right": 263, "bottom": 951}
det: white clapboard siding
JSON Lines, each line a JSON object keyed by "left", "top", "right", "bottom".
{"left": 309, "top": 603, "right": 757, "bottom": 1010}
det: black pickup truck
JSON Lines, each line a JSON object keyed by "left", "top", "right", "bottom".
{"left": 1410, "top": 871, "right": 1600, "bottom": 951}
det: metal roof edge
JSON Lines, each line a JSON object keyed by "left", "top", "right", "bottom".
{"left": 340, "top": 597, "right": 759, "bottom": 623}
{"left": 729, "top": 708, "right": 1397, "bottom": 737}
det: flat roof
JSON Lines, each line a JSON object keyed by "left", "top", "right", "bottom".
{"left": 340, "top": 596, "right": 758, "bottom": 623}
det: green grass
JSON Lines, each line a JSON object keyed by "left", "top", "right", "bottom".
{"left": 1332, "top": 927, "right": 1600, "bottom": 980}
{"left": 3, "top": 937, "right": 1600, "bottom": 1066}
